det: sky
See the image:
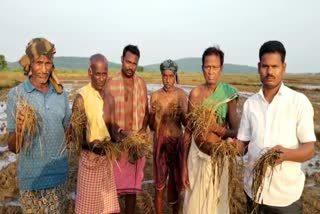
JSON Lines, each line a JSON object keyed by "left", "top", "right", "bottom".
{"left": 1, "top": 0, "right": 319, "bottom": 73}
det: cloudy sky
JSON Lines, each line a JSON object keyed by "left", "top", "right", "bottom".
{"left": 1, "top": 0, "right": 319, "bottom": 73}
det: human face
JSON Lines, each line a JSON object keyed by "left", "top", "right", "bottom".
{"left": 121, "top": 51, "right": 139, "bottom": 78}
{"left": 89, "top": 60, "right": 108, "bottom": 91}
{"left": 161, "top": 69, "right": 176, "bottom": 91}
{"left": 30, "top": 55, "right": 53, "bottom": 85}
{"left": 202, "top": 54, "right": 222, "bottom": 86}
{"left": 258, "top": 52, "right": 286, "bottom": 89}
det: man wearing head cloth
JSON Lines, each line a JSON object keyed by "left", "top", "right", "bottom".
{"left": 72, "top": 53, "right": 120, "bottom": 214}
{"left": 149, "top": 59, "right": 188, "bottom": 213}
{"left": 6, "top": 37, "right": 71, "bottom": 213}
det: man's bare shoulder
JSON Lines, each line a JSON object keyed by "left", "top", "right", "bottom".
{"left": 151, "top": 88, "right": 163, "bottom": 97}
{"left": 134, "top": 75, "right": 145, "bottom": 83}
{"left": 189, "top": 84, "right": 205, "bottom": 98}
{"left": 175, "top": 87, "right": 187, "bottom": 96}
{"left": 103, "top": 91, "right": 115, "bottom": 104}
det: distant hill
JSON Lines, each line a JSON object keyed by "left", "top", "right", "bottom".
{"left": 8, "top": 56, "right": 121, "bottom": 70}
{"left": 144, "top": 57, "right": 257, "bottom": 73}
{"left": 8, "top": 56, "right": 257, "bottom": 73}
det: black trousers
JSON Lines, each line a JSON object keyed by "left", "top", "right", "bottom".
{"left": 246, "top": 193, "right": 303, "bottom": 214}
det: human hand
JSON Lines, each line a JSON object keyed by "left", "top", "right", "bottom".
{"left": 209, "top": 123, "right": 226, "bottom": 137}
{"left": 271, "top": 145, "right": 287, "bottom": 165}
{"left": 182, "top": 164, "right": 190, "bottom": 189}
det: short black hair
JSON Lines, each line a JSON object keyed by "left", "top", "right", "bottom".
{"left": 202, "top": 46, "right": 224, "bottom": 66}
{"left": 122, "top": 44, "right": 140, "bottom": 58}
{"left": 259, "top": 40, "right": 286, "bottom": 63}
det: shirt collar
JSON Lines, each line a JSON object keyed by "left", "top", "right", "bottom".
{"left": 24, "top": 77, "right": 55, "bottom": 94}
{"left": 258, "top": 82, "right": 288, "bottom": 99}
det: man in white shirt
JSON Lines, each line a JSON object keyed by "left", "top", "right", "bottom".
{"left": 237, "top": 40, "right": 316, "bottom": 213}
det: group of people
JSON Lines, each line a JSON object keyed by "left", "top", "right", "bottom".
{"left": 6, "top": 37, "right": 316, "bottom": 214}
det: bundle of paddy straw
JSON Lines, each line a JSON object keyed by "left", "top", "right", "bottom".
{"left": 186, "top": 101, "right": 220, "bottom": 141}
{"left": 136, "top": 191, "right": 156, "bottom": 214}
{"left": 211, "top": 139, "right": 239, "bottom": 213}
{"left": 15, "top": 97, "right": 38, "bottom": 153}
{"left": 251, "top": 149, "right": 281, "bottom": 212}
{"left": 101, "top": 138, "right": 121, "bottom": 162}
{"left": 169, "top": 102, "right": 181, "bottom": 120}
{"left": 120, "top": 132, "right": 151, "bottom": 164}
{"left": 64, "top": 107, "right": 86, "bottom": 155}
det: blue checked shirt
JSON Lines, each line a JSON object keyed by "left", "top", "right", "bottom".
{"left": 6, "top": 78, "right": 71, "bottom": 191}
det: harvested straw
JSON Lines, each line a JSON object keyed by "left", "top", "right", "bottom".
{"left": 0, "top": 161, "right": 18, "bottom": 202}
{"left": 251, "top": 149, "right": 281, "bottom": 211}
{"left": 101, "top": 139, "right": 121, "bottom": 162}
{"left": 120, "top": 133, "right": 151, "bottom": 164}
{"left": 210, "top": 139, "right": 240, "bottom": 213}
{"left": 136, "top": 191, "right": 156, "bottom": 214}
{"left": 15, "top": 97, "right": 38, "bottom": 153}
{"left": 0, "top": 133, "right": 9, "bottom": 145}
{"left": 186, "top": 95, "right": 237, "bottom": 141}
{"left": 169, "top": 102, "right": 181, "bottom": 120}
{"left": 64, "top": 107, "right": 86, "bottom": 155}
{"left": 186, "top": 101, "right": 219, "bottom": 141}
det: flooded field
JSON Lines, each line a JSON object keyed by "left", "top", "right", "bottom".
{"left": 0, "top": 80, "right": 319, "bottom": 213}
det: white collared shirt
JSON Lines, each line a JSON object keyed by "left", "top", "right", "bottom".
{"left": 237, "top": 83, "right": 316, "bottom": 207}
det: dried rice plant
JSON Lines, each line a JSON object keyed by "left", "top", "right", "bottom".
{"left": 136, "top": 191, "right": 156, "bottom": 214}
{"left": 64, "top": 106, "right": 86, "bottom": 155}
{"left": 251, "top": 149, "right": 281, "bottom": 213}
{"left": 186, "top": 98, "right": 229, "bottom": 141}
{"left": 0, "top": 161, "right": 19, "bottom": 202}
{"left": 0, "top": 133, "right": 9, "bottom": 145}
{"left": 186, "top": 101, "right": 218, "bottom": 141}
{"left": 210, "top": 139, "right": 240, "bottom": 214}
{"left": 120, "top": 133, "right": 151, "bottom": 164}
{"left": 15, "top": 97, "right": 38, "bottom": 153}
{"left": 186, "top": 95, "right": 237, "bottom": 141}
{"left": 101, "top": 139, "right": 121, "bottom": 162}
{"left": 169, "top": 101, "right": 181, "bottom": 120}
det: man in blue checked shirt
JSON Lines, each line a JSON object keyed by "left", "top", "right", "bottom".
{"left": 6, "top": 38, "right": 70, "bottom": 213}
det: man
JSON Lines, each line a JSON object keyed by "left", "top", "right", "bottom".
{"left": 182, "top": 47, "right": 239, "bottom": 214}
{"left": 74, "top": 54, "right": 120, "bottom": 214}
{"left": 106, "top": 45, "right": 149, "bottom": 214}
{"left": 6, "top": 38, "right": 70, "bottom": 213}
{"left": 149, "top": 59, "right": 187, "bottom": 214}
{"left": 237, "top": 40, "right": 316, "bottom": 213}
